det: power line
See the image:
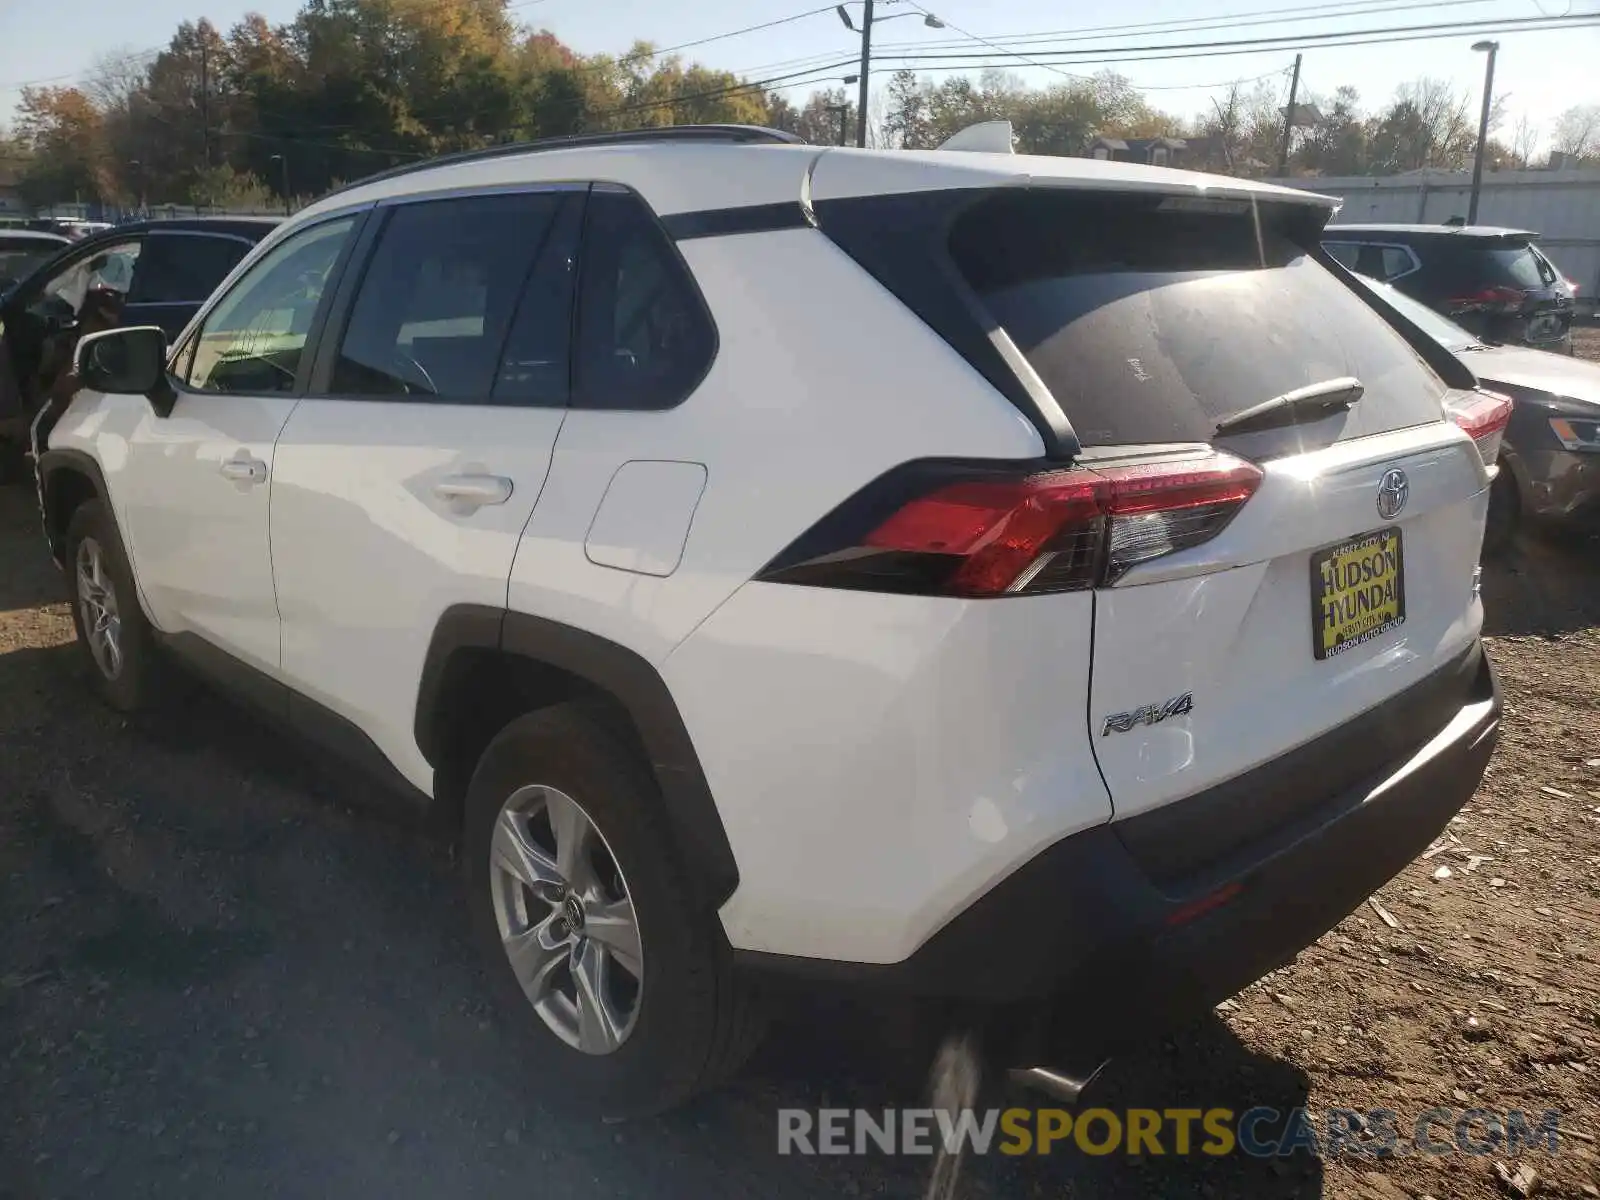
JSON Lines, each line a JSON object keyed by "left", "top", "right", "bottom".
{"left": 1118, "top": 66, "right": 1294, "bottom": 92}
{"left": 869, "top": 16, "right": 1598, "bottom": 77}
{"left": 871, "top": 0, "right": 1513, "bottom": 52}
{"left": 701, "top": 0, "right": 1511, "bottom": 89}
{"left": 876, "top": 11, "right": 1600, "bottom": 64}
{"left": 897, "top": 1, "right": 1094, "bottom": 82}
{"left": 619, "top": 7, "right": 838, "bottom": 63}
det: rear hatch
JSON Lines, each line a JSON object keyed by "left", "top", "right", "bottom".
{"left": 947, "top": 189, "right": 1492, "bottom": 839}
{"left": 1444, "top": 234, "right": 1573, "bottom": 349}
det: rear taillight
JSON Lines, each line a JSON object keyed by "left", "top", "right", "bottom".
{"left": 759, "top": 451, "right": 1263, "bottom": 598}
{"left": 1448, "top": 286, "right": 1526, "bottom": 314}
{"left": 1446, "top": 390, "right": 1513, "bottom": 466}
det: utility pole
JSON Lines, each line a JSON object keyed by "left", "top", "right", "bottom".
{"left": 854, "top": 0, "right": 873, "bottom": 148}
{"left": 1467, "top": 40, "right": 1499, "bottom": 225}
{"left": 826, "top": 103, "right": 851, "bottom": 146}
{"left": 1277, "top": 53, "right": 1302, "bottom": 177}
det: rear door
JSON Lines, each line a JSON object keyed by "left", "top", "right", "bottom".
{"left": 949, "top": 189, "right": 1489, "bottom": 823}
{"left": 268, "top": 186, "right": 583, "bottom": 789}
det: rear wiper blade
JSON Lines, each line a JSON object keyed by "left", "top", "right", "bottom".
{"left": 1214, "top": 376, "right": 1364, "bottom": 437}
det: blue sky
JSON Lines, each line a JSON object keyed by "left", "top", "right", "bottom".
{"left": 1, "top": 0, "right": 1595, "bottom": 153}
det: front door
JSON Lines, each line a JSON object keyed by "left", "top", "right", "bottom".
{"left": 114, "top": 216, "right": 360, "bottom": 676}
{"left": 269, "top": 187, "right": 584, "bottom": 788}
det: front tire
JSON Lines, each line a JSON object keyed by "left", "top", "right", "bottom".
{"left": 64, "top": 499, "right": 158, "bottom": 712}
{"left": 463, "top": 704, "right": 764, "bottom": 1116}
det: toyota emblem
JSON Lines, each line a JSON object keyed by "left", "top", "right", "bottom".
{"left": 1376, "top": 467, "right": 1409, "bottom": 520}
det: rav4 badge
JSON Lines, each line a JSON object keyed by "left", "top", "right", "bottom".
{"left": 1102, "top": 692, "right": 1194, "bottom": 737}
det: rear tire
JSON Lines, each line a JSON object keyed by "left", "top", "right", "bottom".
{"left": 1483, "top": 463, "right": 1520, "bottom": 558}
{"left": 463, "top": 704, "right": 765, "bottom": 1117}
{"left": 63, "top": 499, "right": 160, "bottom": 713}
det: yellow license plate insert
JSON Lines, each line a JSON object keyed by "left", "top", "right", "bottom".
{"left": 1310, "top": 527, "right": 1406, "bottom": 660}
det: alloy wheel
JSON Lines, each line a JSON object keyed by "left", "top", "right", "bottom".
{"left": 489, "top": 784, "right": 644, "bottom": 1055}
{"left": 75, "top": 536, "right": 123, "bottom": 680}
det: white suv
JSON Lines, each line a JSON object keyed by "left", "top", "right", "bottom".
{"left": 35, "top": 125, "right": 1505, "bottom": 1115}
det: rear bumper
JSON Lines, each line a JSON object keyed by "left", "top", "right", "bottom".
{"left": 741, "top": 645, "right": 1499, "bottom": 1050}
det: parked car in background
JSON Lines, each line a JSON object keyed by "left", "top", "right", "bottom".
{"left": 1324, "top": 224, "right": 1576, "bottom": 354}
{"left": 0, "top": 216, "right": 278, "bottom": 481}
{"left": 0, "top": 230, "right": 71, "bottom": 293}
{"left": 1354, "top": 274, "right": 1600, "bottom": 549}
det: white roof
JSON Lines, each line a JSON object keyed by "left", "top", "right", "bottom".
{"left": 296, "top": 138, "right": 1337, "bottom": 227}
{"left": 808, "top": 146, "right": 1339, "bottom": 209}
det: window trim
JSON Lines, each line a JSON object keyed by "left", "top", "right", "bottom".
{"left": 165, "top": 208, "right": 372, "bottom": 399}
{"left": 304, "top": 181, "right": 590, "bottom": 407}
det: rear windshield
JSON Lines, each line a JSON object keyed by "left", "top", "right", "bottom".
{"left": 949, "top": 191, "right": 1448, "bottom": 447}
{"left": 1476, "top": 242, "right": 1556, "bottom": 290}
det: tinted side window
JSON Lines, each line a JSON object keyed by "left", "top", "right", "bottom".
{"left": 1379, "top": 246, "right": 1414, "bottom": 280}
{"left": 186, "top": 217, "right": 355, "bottom": 393}
{"left": 1324, "top": 242, "right": 1360, "bottom": 270}
{"left": 331, "top": 192, "right": 578, "bottom": 403}
{"left": 1354, "top": 245, "right": 1386, "bottom": 280}
{"left": 573, "top": 189, "right": 715, "bottom": 411}
{"left": 128, "top": 234, "right": 251, "bottom": 305}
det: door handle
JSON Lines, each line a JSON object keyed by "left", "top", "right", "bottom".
{"left": 434, "top": 473, "right": 514, "bottom": 509}
{"left": 219, "top": 454, "right": 268, "bottom": 485}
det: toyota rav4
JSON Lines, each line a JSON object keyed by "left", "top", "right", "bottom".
{"left": 33, "top": 124, "right": 1504, "bottom": 1115}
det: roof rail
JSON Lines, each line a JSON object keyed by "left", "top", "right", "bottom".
{"left": 324, "top": 125, "right": 806, "bottom": 200}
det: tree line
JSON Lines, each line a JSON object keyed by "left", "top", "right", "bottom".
{"left": 872, "top": 70, "right": 1600, "bottom": 175}
{"left": 3, "top": 0, "right": 1597, "bottom": 211}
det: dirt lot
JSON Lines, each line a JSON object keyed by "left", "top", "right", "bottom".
{"left": 1574, "top": 326, "right": 1600, "bottom": 365}
{"left": 3, "top": 486, "right": 1599, "bottom": 1196}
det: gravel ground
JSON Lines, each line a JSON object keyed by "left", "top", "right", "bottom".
{"left": 2, "top": 470, "right": 1598, "bottom": 1199}
{"left": 1572, "top": 326, "right": 1599, "bottom": 363}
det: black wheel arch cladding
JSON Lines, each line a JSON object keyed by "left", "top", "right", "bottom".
{"left": 417, "top": 605, "right": 740, "bottom": 908}
{"left": 37, "top": 448, "right": 112, "bottom": 562}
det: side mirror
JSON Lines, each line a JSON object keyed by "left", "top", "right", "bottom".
{"left": 76, "top": 326, "right": 168, "bottom": 397}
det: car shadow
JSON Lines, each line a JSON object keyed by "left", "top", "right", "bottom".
{"left": 1481, "top": 525, "right": 1600, "bottom": 639}
{"left": 0, "top": 481, "right": 61, "bottom": 615}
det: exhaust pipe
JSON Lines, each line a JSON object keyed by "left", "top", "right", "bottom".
{"left": 1007, "top": 1061, "right": 1108, "bottom": 1104}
